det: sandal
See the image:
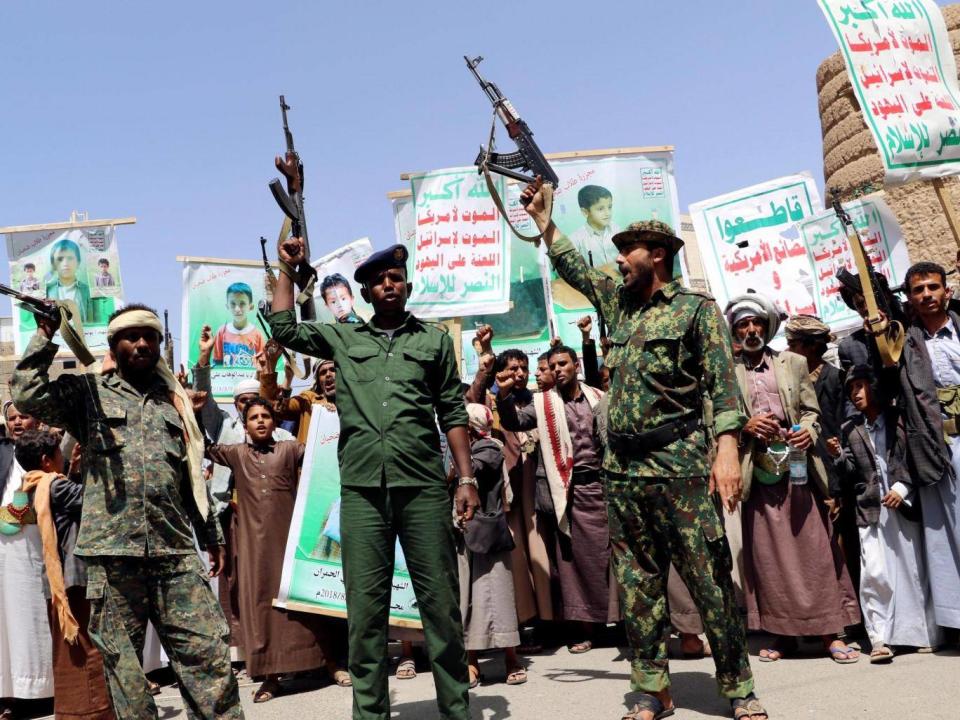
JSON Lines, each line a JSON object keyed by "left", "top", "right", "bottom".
{"left": 505, "top": 665, "right": 527, "bottom": 685}
{"left": 827, "top": 640, "right": 860, "bottom": 664}
{"left": 147, "top": 679, "right": 162, "bottom": 696}
{"left": 253, "top": 678, "right": 281, "bottom": 703}
{"left": 332, "top": 669, "right": 352, "bottom": 687}
{"left": 757, "top": 648, "right": 782, "bottom": 662}
{"left": 568, "top": 640, "right": 593, "bottom": 654}
{"left": 869, "top": 644, "right": 894, "bottom": 664}
{"left": 468, "top": 665, "right": 482, "bottom": 689}
{"left": 758, "top": 636, "right": 795, "bottom": 662}
{"left": 622, "top": 693, "right": 675, "bottom": 720}
{"left": 395, "top": 658, "right": 416, "bottom": 680}
{"left": 731, "top": 694, "right": 768, "bottom": 719}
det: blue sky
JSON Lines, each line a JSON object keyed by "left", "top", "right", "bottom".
{"left": 0, "top": 1, "right": 947, "bottom": 343}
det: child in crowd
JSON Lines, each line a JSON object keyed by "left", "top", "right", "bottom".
{"left": 833, "top": 366, "right": 942, "bottom": 662}
{"left": 204, "top": 398, "right": 349, "bottom": 701}
{"left": 15, "top": 429, "right": 113, "bottom": 719}
{"left": 567, "top": 184, "right": 621, "bottom": 267}
{"left": 213, "top": 281, "right": 265, "bottom": 367}
{"left": 320, "top": 273, "right": 360, "bottom": 323}
{"left": 459, "top": 403, "right": 526, "bottom": 688}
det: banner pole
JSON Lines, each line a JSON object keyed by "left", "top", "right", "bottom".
{"left": 933, "top": 178, "right": 960, "bottom": 250}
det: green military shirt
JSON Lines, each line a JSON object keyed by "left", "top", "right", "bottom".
{"left": 11, "top": 334, "right": 221, "bottom": 557}
{"left": 269, "top": 309, "right": 468, "bottom": 487}
{"left": 548, "top": 234, "right": 745, "bottom": 478}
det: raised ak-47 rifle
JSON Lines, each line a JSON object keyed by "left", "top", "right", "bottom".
{"left": 0, "top": 283, "right": 93, "bottom": 365}
{"left": 269, "top": 95, "right": 318, "bottom": 320}
{"left": 465, "top": 55, "right": 558, "bottom": 243}
{"left": 831, "top": 188, "right": 905, "bottom": 367}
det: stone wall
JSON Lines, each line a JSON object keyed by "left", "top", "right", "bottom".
{"left": 817, "top": 4, "right": 960, "bottom": 269}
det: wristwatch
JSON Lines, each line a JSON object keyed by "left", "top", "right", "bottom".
{"left": 458, "top": 476, "right": 479, "bottom": 489}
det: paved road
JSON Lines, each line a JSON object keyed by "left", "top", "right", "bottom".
{"left": 133, "top": 637, "right": 958, "bottom": 719}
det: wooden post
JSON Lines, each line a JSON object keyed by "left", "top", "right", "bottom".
{"left": 933, "top": 177, "right": 960, "bottom": 250}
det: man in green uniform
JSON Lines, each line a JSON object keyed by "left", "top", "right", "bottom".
{"left": 520, "top": 179, "right": 767, "bottom": 720}
{"left": 268, "top": 238, "right": 480, "bottom": 720}
{"left": 11, "top": 304, "right": 242, "bottom": 720}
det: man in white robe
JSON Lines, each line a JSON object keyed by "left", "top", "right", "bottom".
{"left": 0, "top": 404, "right": 53, "bottom": 714}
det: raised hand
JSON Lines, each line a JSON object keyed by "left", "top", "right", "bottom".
{"left": 36, "top": 301, "right": 59, "bottom": 340}
{"left": 520, "top": 176, "right": 553, "bottom": 231}
{"left": 279, "top": 236, "right": 306, "bottom": 266}
{"left": 264, "top": 339, "right": 283, "bottom": 368}
{"left": 495, "top": 368, "right": 516, "bottom": 398}
{"left": 577, "top": 315, "right": 593, "bottom": 339}
{"left": 474, "top": 324, "right": 494, "bottom": 352}
{"left": 197, "top": 324, "right": 215, "bottom": 367}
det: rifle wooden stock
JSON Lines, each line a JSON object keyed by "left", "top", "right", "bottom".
{"left": 845, "top": 227, "right": 904, "bottom": 367}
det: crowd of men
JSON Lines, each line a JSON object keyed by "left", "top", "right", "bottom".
{"left": 2, "top": 179, "right": 960, "bottom": 720}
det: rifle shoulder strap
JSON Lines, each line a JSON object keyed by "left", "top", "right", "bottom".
{"left": 55, "top": 301, "right": 95, "bottom": 367}
{"left": 481, "top": 108, "right": 553, "bottom": 246}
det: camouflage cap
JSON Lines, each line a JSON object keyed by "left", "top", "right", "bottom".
{"left": 611, "top": 220, "right": 684, "bottom": 253}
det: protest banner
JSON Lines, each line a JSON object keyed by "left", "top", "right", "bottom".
{"left": 407, "top": 167, "right": 511, "bottom": 318}
{"left": 690, "top": 173, "right": 824, "bottom": 323}
{"left": 393, "top": 188, "right": 552, "bottom": 380}
{"left": 799, "top": 193, "right": 911, "bottom": 332}
{"left": 818, "top": 0, "right": 960, "bottom": 185}
{"left": 311, "top": 238, "right": 374, "bottom": 325}
{"left": 2, "top": 216, "right": 133, "bottom": 356}
{"left": 179, "top": 257, "right": 274, "bottom": 402}
{"left": 275, "top": 407, "right": 422, "bottom": 627}
{"left": 396, "top": 147, "right": 682, "bottom": 361}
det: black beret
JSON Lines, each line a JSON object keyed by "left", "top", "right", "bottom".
{"left": 354, "top": 244, "right": 409, "bottom": 284}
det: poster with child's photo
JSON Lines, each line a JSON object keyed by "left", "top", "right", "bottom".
{"left": 5, "top": 224, "right": 126, "bottom": 355}
{"left": 545, "top": 151, "right": 683, "bottom": 348}
{"left": 310, "top": 238, "right": 374, "bottom": 325}
{"left": 181, "top": 258, "right": 274, "bottom": 402}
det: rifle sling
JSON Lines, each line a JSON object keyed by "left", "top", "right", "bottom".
{"left": 54, "top": 302, "right": 95, "bottom": 367}
{"left": 481, "top": 108, "right": 553, "bottom": 246}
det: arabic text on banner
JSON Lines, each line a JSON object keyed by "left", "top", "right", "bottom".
{"left": 690, "top": 173, "right": 824, "bottom": 323}
{"left": 6, "top": 225, "right": 125, "bottom": 356}
{"left": 799, "top": 194, "right": 911, "bottom": 332}
{"left": 407, "top": 168, "right": 511, "bottom": 318}
{"left": 275, "top": 408, "right": 422, "bottom": 628}
{"left": 396, "top": 192, "right": 553, "bottom": 379}
{"left": 818, "top": 0, "right": 960, "bottom": 184}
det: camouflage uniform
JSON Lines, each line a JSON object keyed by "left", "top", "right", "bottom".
{"left": 548, "top": 223, "right": 753, "bottom": 699}
{"left": 11, "top": 334, "right": 243, "bottom": 720}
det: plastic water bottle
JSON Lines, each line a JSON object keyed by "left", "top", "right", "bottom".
{"left": 789, "top": 424, "right": 808, "bottom": 485}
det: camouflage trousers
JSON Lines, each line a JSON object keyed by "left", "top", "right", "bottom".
{"left": 85, "top": 554, "right": 244, "bottom": 720}
{"left": 605, "top": 473, "right": 753, "bottom": 699}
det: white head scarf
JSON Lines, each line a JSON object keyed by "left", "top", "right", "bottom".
{"left": 724, "top": 292, "right": 781, "bottom": 344}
